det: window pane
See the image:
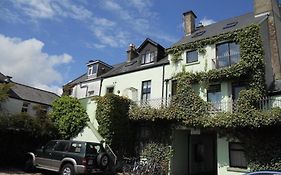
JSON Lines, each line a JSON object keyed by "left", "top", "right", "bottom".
{"left": 217, "top": 43, "right": 230, "bottom": 67}
{"left": 230, "top": 43, "right": 240, "bottom": 65}
{"left": 141, "top": 54, "right": 145, "bottom": 64}
{"left": 232, "top": 85, "right": 246, "bottom": 101}
{"left": 54, "top": 142, "right": 69, "bottom": 152}
{"left": 92, "top": 64, "right": 97, "bottom": 74}
{"left": 142, "top": 81, "right": 151, "bottom": 100}
{"left": 186, "top": 50, "right": 198, "bottom": 63}
{"left": 229, "top": 142, "right": 247, "bottom": 168}
{"left": 145, "top": 52, "right": 150, "bottom": 63}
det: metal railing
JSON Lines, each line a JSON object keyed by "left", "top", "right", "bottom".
{"left": 133, "top": 97, "right": 172, "bottom": 109}
{"left": 258, "top": 97, "right": 281, "bottom": 111}
{"left": 206, "top": 101, "right": 237, "bottom": 113}
{"left": 132, "top": 97, "right": 281, "bottom": 113}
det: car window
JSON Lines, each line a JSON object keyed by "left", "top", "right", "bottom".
{"left": 69, "top": 142, "right": 83, "bottom": 153}
{"left": 54, "top": 141, "right": 69, "bottom": 152}
{"left": 86, "top": 143, "right": 101, "bottom": 155}
{"left": 44, "top": 141, "right": 57, "bottom": 150}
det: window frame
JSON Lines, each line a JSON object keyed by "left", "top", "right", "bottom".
{"left": 141, "top": 51, "right": 156, "bottom": 65}
{"left": 216, "top": 41, "right": 240, "bottom": 68}
{"left": 229, "top": 142, "right": 247, "bottom": 169}
{"left": 186, "top": 50, "right": 199, "bottom": 64}
{"left": 141, "top": 80, "right": 151, "bottom": 101}
{"left": 21, "top": 102, "right": 30, "bottom": 113}
{"left": 106, "top": 86, "right": 114, "bottom": 94}
{"left": 88, "top": 64, "right": 98, "bottom": 76}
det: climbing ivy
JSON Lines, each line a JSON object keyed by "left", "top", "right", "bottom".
{"left": 130, "top": 24, "right": 266, "bottom": 124}
{"left": 96, "top": 94, "right": 135, "bottom": 156}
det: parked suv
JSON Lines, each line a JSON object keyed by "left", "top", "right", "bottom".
{"left": 25, "top": 140, "right": 110, "bottom": 175}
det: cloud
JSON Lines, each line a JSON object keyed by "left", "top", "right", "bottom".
{"left": 200, "top": 17, "right": 215, "bottom": 26}
{"left": 0, "top": 7, "right": 23, "bottom": 23}
{"left": 0, "top": 34, "right": 72, "bottom": 95}
{"left": 92, "top": 28, "right": 130, "bottom": 48}
{"left": 13, "top": 0, "right": 92, "bottom": 20}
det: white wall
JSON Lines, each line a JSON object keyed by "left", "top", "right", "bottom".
{"left": 217, "top": 137, "right": 249, "bottom": 175}
{"left": 1, "top": 97, "right": 49, "bottom": 117}
{"left": 71, "top": 79, "right": 101, "bottom": 99}
{"left": 101, "top": 66, "right": 165, "bottom": 101}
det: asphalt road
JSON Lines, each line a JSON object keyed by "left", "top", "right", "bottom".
{"left": 0, "top": 168, "right": 57, "bottom": 175}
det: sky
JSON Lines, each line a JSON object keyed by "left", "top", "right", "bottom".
{"left": 0, "top": 0, "right": 257, "bottom": 95}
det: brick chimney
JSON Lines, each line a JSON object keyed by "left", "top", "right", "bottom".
{"left": 127, "top": 43, "right": 138, "bottom": 62}
{"left": 254, "top": 0, "right": 280, "bottom": 17}
{"left": 254, "top": 0, "right": 281, "bottom": 80}
{"left": 183, "top": 11, "right": 197, "bottom": 36}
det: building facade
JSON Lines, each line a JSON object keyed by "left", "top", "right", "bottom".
{"left": 0, "top": 72, "right": 59, "bottom": 117}
{"left": 65, "top": 0, "right": 281, "bottom": 174}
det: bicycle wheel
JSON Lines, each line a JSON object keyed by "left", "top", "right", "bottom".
{"left": 122, "top": 164, "right": 133, "bottom": 175}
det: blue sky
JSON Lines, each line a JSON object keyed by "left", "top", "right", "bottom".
{"left": 0, "top": 0, "right": 256, "bottom": 94}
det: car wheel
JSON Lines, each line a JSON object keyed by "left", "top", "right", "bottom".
{"left": 24, "top": 158, "right": 34, "bottom": 172}
{"left": 60, "top": 164, "right": 75, "bottom": 175}
{"left": 97, "top": 152, "right": 110, "bottom": 169}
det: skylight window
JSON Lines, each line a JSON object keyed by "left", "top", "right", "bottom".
{"left": 223, "top": 22, "right": 238, "bottom": 29}
{"left": 192, "top": 30, "right": 206, "bottom": 38}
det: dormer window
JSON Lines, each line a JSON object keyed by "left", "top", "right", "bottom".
{"left": 141, "top": 51, "right": 156, "bottom": 65}
{"left": 88, "top": 64, "right": 97, "bottom": 76}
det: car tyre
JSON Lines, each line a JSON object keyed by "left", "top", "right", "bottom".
{"left": 60, "top": 164, "right": 75, "bottom": 175}
{"left": 97, "top": 152, "right": 109, "bottom": 170}
{"left": 24, "top": 157, "right": 34, "bottom": 172}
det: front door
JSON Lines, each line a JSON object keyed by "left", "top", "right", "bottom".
{"left": 171, "top": 130, "right": 217, "bottom": 175}
{"left": 189, "top": 133, "right": 217, "bottom": 175}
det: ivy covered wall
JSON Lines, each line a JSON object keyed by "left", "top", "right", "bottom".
{"left": 96, "top": 24, "right": 281, "bottom": 171}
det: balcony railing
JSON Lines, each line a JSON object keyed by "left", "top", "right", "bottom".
{"left": 258, "top": 97, "right": 281, "bottom": 111}
{"left": 133, "top": 97, "right": 171, "bottom": 109}
{"left": 132, "top": 97, "right": 281, "bottom": 114}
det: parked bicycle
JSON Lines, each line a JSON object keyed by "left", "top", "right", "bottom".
{"left": 122, "top": 156, "right": 164, "bottom": 175}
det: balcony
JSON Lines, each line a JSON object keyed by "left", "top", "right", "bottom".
{"left": 132, "top": 97, "right": 281, "bottom": 113}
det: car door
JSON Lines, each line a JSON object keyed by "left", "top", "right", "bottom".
{"left": 36, "top": 140, "right": 57, "bottom": 168}
{"left": 52, "top": 141, "right": 70, "bottom": 170}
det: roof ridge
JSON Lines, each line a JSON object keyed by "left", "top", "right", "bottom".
{"left": 12, "top": 82, "right": 60, "bottom": 97}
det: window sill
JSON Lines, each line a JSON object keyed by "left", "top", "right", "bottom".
{"left": 186, "top": 61, "right": 200, "bottom": 66}
{"left": 227, "top": 167, "right": 249, "bottom": 173}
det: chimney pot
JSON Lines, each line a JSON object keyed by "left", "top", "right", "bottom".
{"left": 127, "top": 43, "right": 138, "bottom": 62}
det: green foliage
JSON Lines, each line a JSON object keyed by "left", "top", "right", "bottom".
{"left": 236, "top": 128, "right": 281, "bottom": 171}
{"left": 50, "top": 96, "right": 89, "bottom": 139}
{"left": 96, "top": 94, "right": 134, "bottom": 156}
{"left": 0, "top": 83, "right": 12, "bottom": 102}
{"left": 141, "top": 142, "right": 172, "bottom": 175}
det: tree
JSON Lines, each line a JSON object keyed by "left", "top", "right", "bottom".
{"left": 50, "top": 96, "right": 89, "bottom": 139}
{"left": 0, "top": 83, "right": 12, "bottom": 102}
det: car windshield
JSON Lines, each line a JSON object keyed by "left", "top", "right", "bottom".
{"left": 86, "top": 143, "right": 103, "bottom": 155}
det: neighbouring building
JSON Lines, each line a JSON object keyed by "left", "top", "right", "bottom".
{"left": 65, "top": 0, "right": 281, "bottom": 174}
{"left": 0, "top": 72, "right": 59, "bottom": 117}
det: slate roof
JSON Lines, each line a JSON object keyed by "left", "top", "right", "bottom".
{"left": 0, "top": 72, "right": 6, "bottom": 82}
{"left": 8, "top": 82, "right": 59, "bottom": 105}
{"left": 171, "top": 12, "right": 267, "bottom": 47}
{"left": 0, "top": 72, "right": 59, "bottom": 105}
{"left": 101, "top": 56, "right": 169, "bottom": 78}
{"left": 66, "top": 73, "right": 87, "bottom": 86}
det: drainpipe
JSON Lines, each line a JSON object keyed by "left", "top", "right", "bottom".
{"left": 162, "top": 64, "right": 165, "bottom": 99}
{"left": 99, "top": 78, "right": 103, "bottom": 96}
